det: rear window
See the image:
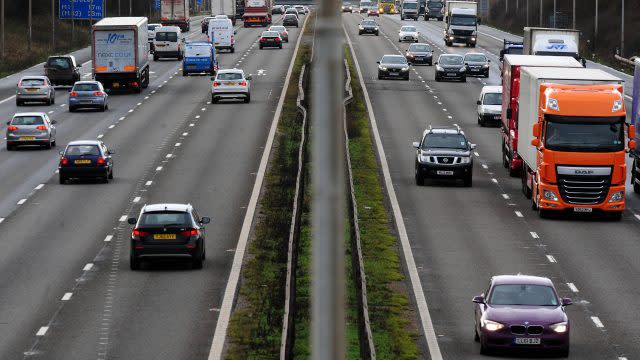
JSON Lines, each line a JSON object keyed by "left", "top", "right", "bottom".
{"left": 47, "top": 57, "right": 71, "bottom": 69}
{"left": 65, "top": 145, "right": 100, "bottom": 156}
{"left": 139, "top": 211, "right": 191, "bottom": 227}
{"left": 186, "top": 45, "right": 211, "bottom": 57}
{"left": 217, "top": 72, "right": 243, "bottom": 81}
{"left": 21, "top": 78, "right": 45, "bottom": 86}
{"left": 156, "top": 32, "right": 178, "bottom": 42}
{"left": 12, "top": 116, "right": 44, "bottom": 125}
{"left": 409, "top": 44, "right": 431, "bottom": 52}
{"left": 73, "top": 83, "right": 100, "bottom": 91}
{"left": 284, "top": 14, "right": 297, "bottom": 19}
{"left": 262, "top": 31, "right": 279, "bottom": 37}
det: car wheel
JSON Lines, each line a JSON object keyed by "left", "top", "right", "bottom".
{"left": 244, "top": 94, "right": 251, "bottom": 103}
{"left": 435, "top": 76, "right": 440, "bottom": 82}
{"left": 101, "top": 105, "right": 106, "bottom": 112}
{"left": 51, "top": 95, "right": 55, "bottom": 104}
{"left": 478, "top": 115, "right": 483, "bottom": 126}
{"left": 375, "top": 31, "right": 379, "bottom": 36}
{"left": 44, "top": 138, "right": 52, "bottom": 149}
{"left": 108, "top": 168, "right": 114, "bottom": 179}
{"left": 6, "top": 143, "right": 14, "bottom": 151}
{"left": 415, "top": 164, "right": 424, "bottom": 186}
{"left": 474, "top": 328, "right": 480, "bottom": 342}
{"left": 359, "top": 31, "right": 362, "bottom": 35}
{"left": 212, "top": 96, "right": 218, "bottom": 104}
{"left": 279, "top": 44, "right": 283, "bottom": 49}
{"left": 16, "top": 99, "right": 22, "bottom": 106}
{"left": 461, "top": 76, "right": 467, "bottom": 83}
{"left": 59, "top": 175, "right": 67, "bottom": 184}
{"left": 153, "top": 54, "right": 159, "bottom": 61}
{"left": 405, "top": 75, "right": 409, "bottom": 81}
{"left": 377, "top": 73, "right": 383, "bottom": 80}
{"left": 130, "top": 254, "right": 141, "bottom": 270}
{"left": 259, "top": 45, "right": 263, "bottom": 49}
{"left": 192, "top": 254, "right": 203, "bottom": 269}
{"left": 183, "top": 71, "right": 187, "bottom": 76}
{"left": 69, "top": 106, "right": 75, "bottom": 112}
{"left": 479, "top": 339, "right": 490, "bottom": 355}
{"left": 557, "top": 347, "right": 570, "bottom": 358}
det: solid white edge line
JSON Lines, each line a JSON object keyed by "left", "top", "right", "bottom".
{"left": 343, "top": 22, "right": 444, "bottom": 360}
{"left": 207, "top": 14, "right": 310, "bottom": 360}
{"left": 17, "top": 199, "right": 27, "bottom": 205}
{"left": 36, "top": 326, "right": 49, "bottom": 336}
{"left": 0, "top": 218, "right": 4, "bottom": 224}
{"left": 591, "top": 316, "right": 604, "bottom": 328}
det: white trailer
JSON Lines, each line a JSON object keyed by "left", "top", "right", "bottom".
{"left": 210, "top": 0, "right": 237, "bottom": 25}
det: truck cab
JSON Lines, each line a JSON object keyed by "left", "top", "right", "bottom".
{"left": 401, "top": 0, "right": 420, "bottom": 20}
{"left": 424, "top": 0, "right": 444, "bottom": 20}
{"left": 444, "top": 1, "right": 478, "bottom": 47}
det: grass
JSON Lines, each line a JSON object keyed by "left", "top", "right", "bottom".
{"left": 225, "top": 26, "right": 313, "bottom": 359}
{"left": 344, "top": 47, "right": 420, "bottom": 359}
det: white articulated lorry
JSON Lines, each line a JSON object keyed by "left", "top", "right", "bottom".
{"left": 92, "top": 17, "right": 150, "bottom": 93}
{"left": 523, "top": 27, "right": 585, "bottom": 66}
{"left": 444, "top": 1, "right": 477, "bottom": 47}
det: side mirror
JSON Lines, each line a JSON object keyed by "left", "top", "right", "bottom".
{"left": 51, "top": 120, "right": 57, "bottom": 124}
{"left": 234, "top": 30, "right": 237, "bottom": 34}
{"left": 407, "top": 62, "right": 412, "bottom": 66}
{"left": 487, "top": 59, "right": 491, "bottom": 62}
{"left": 127, "top": 217, "right": 137, "bottom": 225}
{"left": 532, "top": 123, "right": 541, "bottom": 138}
{"left": 434, "top": 61, "right": 438, "bottom": 65}
{"left": 470, "top": 143, "right": 477, "bottom": 150}
{"left": 472, "top": 295, "right": 485, "bottom": 304}
{"left": 201, "top": 216, "right": 211, "bottom": 224}
{"left": 629, "top": 125, "right": 635, "bottom": 139}
{"left": 531, "top": 138, "right": 541, "bottom": 147}
{"left": 108, "top": 149, "right": 115, "bottom": 155}
{"left": 476, "top": 100, "right": 481, "bottom": 105}
{"left": 246, "top": 75, "right": 253, "bottom": 80}
{"left": 412, "top": 141, "right": 420, "bottom": 148}
{"left": 376, "top": 61, "right": 380, "bottom": 64}
{"left": 465, "top": 62, "right": 469, "bottom": 66}
{"left": 6, "top": 121, "right": 10, "bottom": 125}
{"left": 561, "top": 298, "right": 572, "bottom": 306}
{"left": 506, "top": 108, "right": 512, "bottom": 119}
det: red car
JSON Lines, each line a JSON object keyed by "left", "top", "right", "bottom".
{"left": 473, "top": 275, "right": 571, "bottom": 357}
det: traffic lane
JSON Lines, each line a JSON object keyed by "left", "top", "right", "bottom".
{"left": 0, "top": 50, "right": 224, "bottom": 359}
{"left": 27, "top": 23, "right": 302, "bottom": 359}
{"left": 344, "top": 14, "right": 620, "bottom": 359}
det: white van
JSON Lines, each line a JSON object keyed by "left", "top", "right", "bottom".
{"left": 208, "top": 18, "right": 235, "bottom": 53}
{"left": 476, "top": 85, "right": 502, "bottom": 127}
{"left": 153, "top": 26, "right": 184, "bottom": 60}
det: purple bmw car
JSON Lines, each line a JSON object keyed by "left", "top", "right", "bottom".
{"left": 473, "top": 275, "right": 572, "bottom": 357}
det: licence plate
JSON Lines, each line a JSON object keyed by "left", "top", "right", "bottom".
{"left": 19, "top": 136, "right": 36, "bottom": 140}
{"left": 494, "top": 115, "right": 501, "bottom": 119}
{"left": 446, "top": 73, "right": 456, "bottom": 76}
{"left": 74, "top": 159, "right": 91, "bottom": 164}
{"left": 112, "top": 82, "right": 120, "bottom": 88}
{"left": 156, "top": 44, "right": 166, "bottom": 47}
{"left": 225, "top": 82, "right": 236, "bottom": 85}
{"left": 154, "top": 233, "right": 177, "bottom": 240}
{"left": 27, "top": 89, "right": 38, "bottom": 92}
{"left": 415, "top": 57, "right": 423, "bottom": 60}
{"left": 514, "top": 338, "right": 541, "bottom": 345}
{"left": 574, "top": 207, "right": 593, "bottom": 213}
{"left": 389, "top": 72, "right": 399, "bottom": 76}
{"left": 436, "top": 170, "right": 454, "bottom": 176}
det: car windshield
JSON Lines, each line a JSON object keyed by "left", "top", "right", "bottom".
{"left": 465, "top": 54, "right": 487, "bottom": 62}
{"left": 409, "top": 44, "right": 431, "bottom": 52}
{"left": 428, "top": 1, "right": 443, "bottom": 8}
{"left": 65, "top": 145, "right": 100, "bottom": 156}
{"left": 450, "top": 14, "right": 477, "bottom": 26}
{"left": 217, "top": 72, "right": 243, "bottom": 81}
{"left": 401, "top": 26, "right": 417, "bottom": 32}
{"left": 381, "top": 56, "right": 407, "bottom": 64}
{"left": 489, "top": 284, "right": 559, "bottom": 306}
{"left": 544, "top": 116, "right": 625, "bottom": 152}
{"left": 404, "top": 2, "right": 418, "bottom": 9}
{"left": 422, "top": 133, "right": 468, "bottom": 150}
{"left": 185, "top": 45, "right": 210, "bottom": 57}
{"left": 21, "top": 78, "right": 45, "bottom": 86}
{"left": 12, "top": 116, "right": 44, "bottom": 125}
{"left": 156, "top": 32, "right": 178, "bottom": 42}
{"left": 507, "top": 47, "right": 523, "bottom": 55}
{"left": 262, "top": 31, "right": 279, "bottom": 37}
{"left": 483, "top": 93, "right": 502, "bottom": 105}
{"left": 362, "top": 21, "right": 376, "bottom": 26}
{"left": 47, "top": 57, "right": 71, "bottom": 69}
{"left": 148, "top": 25, "right": 157, "bottom": 31}
{"left": 439, "top": 56, "right": 463, "bottom": 65}
{"left": 73, "top": 83, "right": 100, "bottom": 91}
{"left": 139, "top": 211, "right": 191, "bottom": 227}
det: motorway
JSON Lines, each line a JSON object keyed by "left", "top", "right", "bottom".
{"left": 344, "top": 12, "right": 640, "bottom": 359}
{"left": 0, "top": 15, "right": 303, "bottom": 359}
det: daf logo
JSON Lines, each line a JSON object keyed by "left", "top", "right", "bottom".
{"left": 442, "top": 158, "right": 449, "bottom": 163}
{"left": 574, "top": 169, "right": 594, "bottom": 175}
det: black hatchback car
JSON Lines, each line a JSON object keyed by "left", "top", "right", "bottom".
{"left": 44, "top": 55, "right": 81, "bottom": 86}
{"left": 435, "top": 54, "right": 466, "bottom": 82}
{"left": 464, "top": 52, "right": 490, "bottom": 78}
{"left": 405, "top": 43, "right": 433, "bottom": 65}
{"left": 58, "top": 140, "right": 114, "bottom": 184}
{"left": 259, "top": 31, "right": 283, "bottom": 49}
{"left": 377, "top": 54, "right": 411, "bottom": 80}
{"left": 129, "top": 203, "right": 210, "bottom": 270}
{"left": 358, "top": 19, "right": 379, "bottom": 36}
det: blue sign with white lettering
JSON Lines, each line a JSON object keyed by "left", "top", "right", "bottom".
{"left": 154, "top": 0, "right": 161, "bottom": 10}
{"left": 60, "top": 0, "right": 104, "bottom": 20}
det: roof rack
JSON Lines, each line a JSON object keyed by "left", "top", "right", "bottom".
{"left": 427, "top": 124, "right": 462, "bottom": 134}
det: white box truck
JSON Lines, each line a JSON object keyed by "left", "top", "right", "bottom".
{"left": 161, "top": 0, "right": 190, "bottom": 31}
{"left": 92, "top": 17, "right": 150, "bottom": 93}
{"left": 400, "top": 0, "right": 420, "bottom": 20}
{"left": 522, "top": 27, "right": 584, "bottom": 66}
{"left": 211, "top": 0, "right": 237, "bottom": 25}
{"left": 444, "top": 1, "right": 477, "bottom": 47}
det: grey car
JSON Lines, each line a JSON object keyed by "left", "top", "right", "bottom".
{"left": 405, "top": 43, "right": 433, "bottom": 65}
{"left": 16, "top": 76, "right": 56, "bottom": 106}
{"left": 377, "top": 54, "right": 411, "bottom": 80}
{"left": 358, "top": 19, "right": 379, "bottom": 36}
{"left": 68, "top": 81, "right": 109, "bottom": 112}
{"left": 464, "top": 52, "right": 490, "bottom": 78}
{"left": 6, "top": 112, "right": 57, "bottom": 150}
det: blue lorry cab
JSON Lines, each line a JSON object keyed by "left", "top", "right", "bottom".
{"left": 182, "top": 42, "right": 217, "bottom": 76}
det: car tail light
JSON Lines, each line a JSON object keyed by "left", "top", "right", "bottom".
{"left": 260, "top": 37, "right": 267, "bottom": 41}
{"left": 213, "top": 81, "right": 221, "bottom": 87}
{"left": 60, "top": 157, "right": 68, "bottom": 165}
{"left": 239, "top": 81, "right": 247, "bottom": 86}
{"left": 17, "top": 80, "right": 22, "bottom": 87}
{"left": 132, "top": 229, "right": 149, "bottom": 237}
{"left": 131, "top": 82, "right": 139, "bottom": 87}
{"left": 94, "top": 91, "right": 104, "bottom": 96}
{"left": 36, "top": 125, "right": 47, "bottom": 130}
{"left": 180, "top": 228, "right": 199, "bottom": 237}
{"left": 7, "top": 125, "right": 18, "bottom": 131}
{"left": 69, "top": 91, "right": 78, "bottom": 97}
{"left": 96, "top": 157, "right": 106, "bottom": 165}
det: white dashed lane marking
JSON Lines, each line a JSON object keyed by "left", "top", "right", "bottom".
{"left": 118, "top": 215, "right": 127, "bottom": 222}
{"left": 61, "top": 292, "right": 73, "bottom": 301}
{"left": 514, "top": 210, "right": 523, "bottom": 218}
{"left": 83, "top": 263, "right": 94, "bottom": 271}
{"left": 133, "top": 197, "right": 141, "bottom": 203}
{"left": 546, "top": 255, "right": 557, "bottom": 263}
{"left": 501, "top": 194, "right": 509, "bottom": 200}
{"left": 155, "top": 166, "right": 163, "bottom": 171}
{"left": 591, "top": 316, "right": 604, "bottom": 328}
{"left": 567, "top": 283, "right": 579, "bottom": 293}
{"left": 36, "top": 327, "right": 49, "bottom": 336}
{"left": 145, "top": 181, "right": 153, "bottom": 186}
{"left": 529, "top": 232, "right": 539, "bottom": 239}
{"left": 35, "top": 184, "right": 44, "bottom": 190}
{"left": 104, "top": 235, "right": 113, "bottom": 242}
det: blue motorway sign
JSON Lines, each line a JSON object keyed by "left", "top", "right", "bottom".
{"left": 60, "top": 0, "right": 104, "bottom": 20}
{"left": 154, "top": 0, "right": 161, "bottom": 10}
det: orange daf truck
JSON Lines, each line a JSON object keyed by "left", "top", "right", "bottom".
{"left": 518, "top": 67, "right": 634, "bottom": 219}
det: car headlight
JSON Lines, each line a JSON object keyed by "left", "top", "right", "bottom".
{"left": 550, "top": 322, "right": 568, "bottom": 333}
{"left": 483, "top": 64, "right": 489, "bottom": 68}
{"left": 471, "top": 37, "right": 476, "bottom": 41}
{"left": 359, "top": 25, "right": 363, "bottom": 29}
{"left": 436, "top": 65, "right": 444, "bottom": 71}
{"left": 420, "top": 152, "right": 434, "bottom": 163}
{"left": 374, "top": 27, "right": 379, "bottom": 30}
{"left": 379, "top": 66, "right": 387, "bottom": 71}
{"left": 401, "top": 67, "right": 409, "bottom": 71}
{"left": 609, "top": 191, "right": 624, "bottom": 202}
{"left": 460, "top": 156, "right": 471, "bottom": 164}
{"left": 481, "top": 319, "right": 504, "bottom": 332}
{"left": 544, "top": 190, "right": 558, "bottom": 201}
{"left": 459, "top": 67, "right": 466, "bottom": 72}
{"left": 449, "top": 36, "right": 454, "bottom": 40}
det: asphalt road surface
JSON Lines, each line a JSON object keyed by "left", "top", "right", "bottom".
{"left": 0, "top": 14, "right": 303, "bottom": 359}
{"left": 344, "top": 12, "right": 639, "bottom": 360}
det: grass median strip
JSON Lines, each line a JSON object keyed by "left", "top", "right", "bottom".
{"left": 344, "top": 47, "right": 420, "bottom": 359}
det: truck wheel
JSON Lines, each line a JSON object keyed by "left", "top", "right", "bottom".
{"left": 502, "top": 144, "right": 509, "bottom": 168}
{"left": 142, "top": 72, "right": 149, "bottom": 88}
{"left": 634, "top": 176, "right": 640, "bottom": 194}
{"left": 438, "top": 17, "right": 443, "bottom": 21}
{"left": 230, "top": 46, "right": 235, "bottom": 53}
{"left": 522, "top": 170, "right": 532, "bottom": 199}
{"left": 609, "top": 212, "right": 623, "bottom": 221}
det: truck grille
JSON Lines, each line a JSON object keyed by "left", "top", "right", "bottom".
{"left": 557, "top": 174, "right": 611, "bottom": 205}
{"left": 452, "top": 29, "right": 473, "bottom": 36}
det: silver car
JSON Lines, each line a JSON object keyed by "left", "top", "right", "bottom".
{"left": 68, "top": 81, "right": 109, "bottom": 112}
{"left": 211, "top": 69, "right": 252, "bottom": 103}
{"left": 16, "top": 76, "right": 56, "bottom": 106}
{"left": 6, "top": 112, "right": 57, "bottom": 150}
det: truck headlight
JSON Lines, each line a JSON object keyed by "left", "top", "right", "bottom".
{"left": 550, "top": 322, "right": 568, "bottom": 333}
{"left": 609, "top": 191, "right": 624, "bottom": 202}
{"left": 544, "top": 190, "right": 558, "bottom": 201}
{"left": 547, "top": 98, "right": 559, "bottom": 111}
{"left": 612, "top": 99, "right": 623, "bottom": 112}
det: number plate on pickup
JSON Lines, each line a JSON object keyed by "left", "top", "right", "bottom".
{"left": 574, "top": 207, "right": 593, "bottom": 213}
{"left": 436, "top": 170, "right": 454, "bottom": 176}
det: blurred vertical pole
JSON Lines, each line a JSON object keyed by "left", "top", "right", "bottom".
{"left": 72, "top": 0, "right": 75, "bottom": 45}
{"left": 129, "top": 0, "right": 132, "bottom": 16}
{"left": 28, "top": 0, "right": 32, "bottom": 51}
{"left": 90, "top": 0, "right": 93, "bottom": 25}
{"left": 572, "top": 0, "right": 575, "bottom": 29}
{"left": 118, "top": 0, "right": 121, "bottom": 16}
{"left": 526, "top": 0, "right": 529, "bottom": 27}
{"left": 1, "top": 0, "right": 4, "bottom": 59}
{"left": 539, "top": 0, "right": 542, "bottom": 26}
{"left": 312, "top": 0, "right": 345, "bottom": 358}
{"left": 594, "top": 0, "right": 598, "bottom": 51}
{"left": 620, "top": 0, "right": 624, "bottom": 56}
{"left": 52, "top": 0, "right": 55, "bottom": 51}
{"left": 552, "top": 0, "right": 556, "bottom": 28}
